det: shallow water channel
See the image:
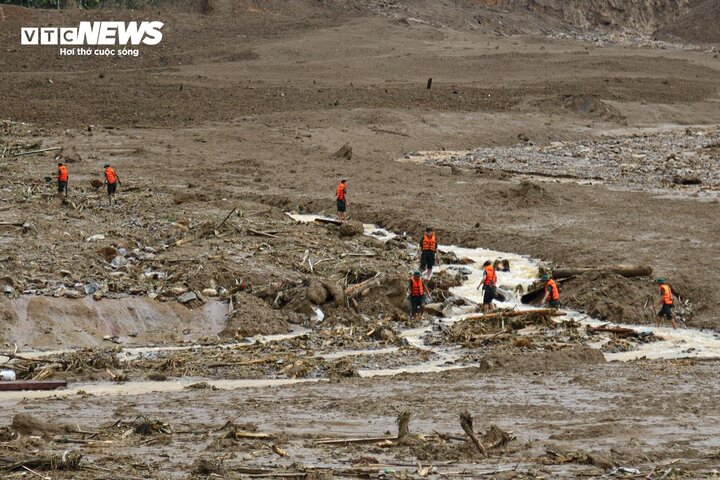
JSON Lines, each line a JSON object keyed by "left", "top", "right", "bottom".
{"left": 3, "top": 213, "right": 719, "bottom": 400}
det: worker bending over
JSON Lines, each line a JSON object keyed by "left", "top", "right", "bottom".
{"left": 541, "top": 274, "right": 560, "bottom": 308}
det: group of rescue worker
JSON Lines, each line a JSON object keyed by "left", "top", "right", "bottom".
{"left": 55, "top": 162, "right": 121, "bottom": 205}
{"left": 335, "top": 179, "right": 678, "bottom": 328}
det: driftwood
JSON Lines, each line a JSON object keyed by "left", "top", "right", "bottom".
{"left": 464, "top": 308, "right": 563, "bottom": 322}
{"left": 459, "top": 411, "right": 487, "bottom": 457}
{"left": 315, "top": 411, "right": 411, "bottom": 445}
{"left": 586, "top": 324, "right": 642, "bottom": 337}
{"left": 11, "top": 147, "right": 63, "bottom": 157}
{"left": 552, "top": 265, "right": 652, "bottom": 279}
{"left": 247, "top": 228, "right": 278, "bottom": 239}
{"left": 312, "top": 217, "right": 342, "bottom": 226}
{"left": 345, "top": 274, "right": 382, "bottom": 299}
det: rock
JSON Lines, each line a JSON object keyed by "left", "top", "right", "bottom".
{"left": 306, "top": 280, "right": 328, "bottom": 305}
{"left": 83, "top": 283, "right": 100, "bottom": 295}
{"left": 111, "top": 256, "right": 127, "bottom": 268}
{"left": 92, "top": 291, "right": 104, "bottom": 301}
{"left": 339, "top": 221, "right": 363, "bottom": 237}
{"left": 169, "top": 286, "right": 188, "bottom": 296}
{"left": 423, "top": 302, "right": 444, "bottom": 317}
{"left": 333, "top": 143, "right": 352, "bottom": 160}
{"left": 588, "top": 452, "right": 614, "bottom": 470}
{"left": 98, "top": 246, "right": 118, "bottom": 263}
{"left": 64, "top": 290, "right": 82, "bottom": 299}
{"left": 86, "top": 234, "right": 106, "bottom": 242}
{"left": 178, "top": 291, "right": 198, "bottom": 304}
{"left": 202, "top": 288, "right": 218, "bottom": 297}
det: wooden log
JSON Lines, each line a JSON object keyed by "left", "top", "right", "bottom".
{"left": 586, "top": 325, "right": 641, "bottom": 337}
{"left": 552, "top": 265, "right": 652, "bottom": 280}
{"left": 314, "top": 217, "right": 342, "bottom": 226}
{"left": 11, "top": 147, "right": 62, "bottom": 157}
{"left": 345, "top": 274, "right": 382, "bottom": 298}
{"left": 464, "top": 308, "right": 563, "bottom": 322}
{"left": 247, "top": 228, "right": 278, "bottom": 239}
{"left": 0, "top": 380, "right": 67, "bottom": 391}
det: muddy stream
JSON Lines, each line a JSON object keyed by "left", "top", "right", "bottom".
{"left": 3, "top": 213, "right": 719, "bottom": 400}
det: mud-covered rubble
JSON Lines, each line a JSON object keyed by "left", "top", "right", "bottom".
{"left": 404, "top": 127, "right": 720, "bottom": 197}
{"left": 427, "top": 309, "right": 662, "bottom": 364}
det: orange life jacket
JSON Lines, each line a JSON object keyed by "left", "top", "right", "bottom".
{"left": 105, "top": 166, "right": 117, "bottom": 184}
{"left": 546, "top": 279, "right": 560, "bottom": 301}
{"left": 58, "top": 165, "right": 68, "bottom": 182}
{"left": 483, "top": 265, "right": 497, "bottom": 286}
{"left": 336, "top": 182, "right": 346, "bottom": 200}
{"left": 659, "top": 284, "right": 673, "bottom": 305}
{"left": 421, "top": 232, "right": 437, "bottom": 252}
{"left": 410, "top": 277, "right": 425, "bottom": 297}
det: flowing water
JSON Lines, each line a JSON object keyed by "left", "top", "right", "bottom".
{"left": 4, "top": 213, "right": 719, "bottom": 399}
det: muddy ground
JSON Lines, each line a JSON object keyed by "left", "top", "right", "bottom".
{"left": 1, "top": 0, "right": 720, "bottom": 478}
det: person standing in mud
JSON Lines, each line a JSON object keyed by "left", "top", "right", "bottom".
{"left": 419, "top": 227, "right": 437, "bottom": 280}
{"left": 408, "top": 270, "right": 427, "bottom": 321}
{"left": 103, "top": 163, "right": 120, "bottom": 205}
{"left": 541, "top": 273, "right": 560, "bottom": 308}
{"left": 655, "top": 278, "right": 677, "bottom": 329}
{"left": 477, "top": 260, "right": 497, "bottom": 313}
{"left": 56, "top": 162, "right": 68, "bottom": 197}
{"left": 336, "top": 179, "right": 348, "bottom": 221}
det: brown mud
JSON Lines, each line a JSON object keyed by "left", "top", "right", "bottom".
{"left": 1, "top": 1, "right": 720, "bottom": 478}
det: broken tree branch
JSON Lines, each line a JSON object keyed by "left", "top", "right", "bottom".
{"left": 247, "top": 228, "right": 278, "bottom": 239}
{"left": 460, "top": 411, "right": 487, "bottom": 457}
{"left": 216, "top": 207, "right": 237, "bottom": 230}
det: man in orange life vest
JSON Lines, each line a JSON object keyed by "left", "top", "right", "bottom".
{"left": 655, "top": 278, "right": 677, "bottom": 329}
{"left": 57, "top": 162, "right": 68, "bottom": 196}
{"left": 541, "top": 274, "right": 560, "bottom": 308}
{"left": 476, "top": 260, "right": 497, "bottom": 313}
{"left": 336, "top": 179, "right": 348, "bottom": 221}
{"left": 104, "top": 163, "right": 120, "bottom": 205}
{"left": 419, "top": 227, "right": 437, "bottom": 280}
{"left": 408, "top": 270, "right": 426, "bottom": 320}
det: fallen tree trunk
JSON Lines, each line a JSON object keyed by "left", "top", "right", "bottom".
{"left": 345, "top": 274, "right": 382, "bottom": 299}
{"left": 464, "top": 308, "right": 563, "bottom": 322}
{"left": 552, "top": 265, "right": 652, "bottom": 280}
{"left": 586, "top": 325, "right": 642, "bottom": 337}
